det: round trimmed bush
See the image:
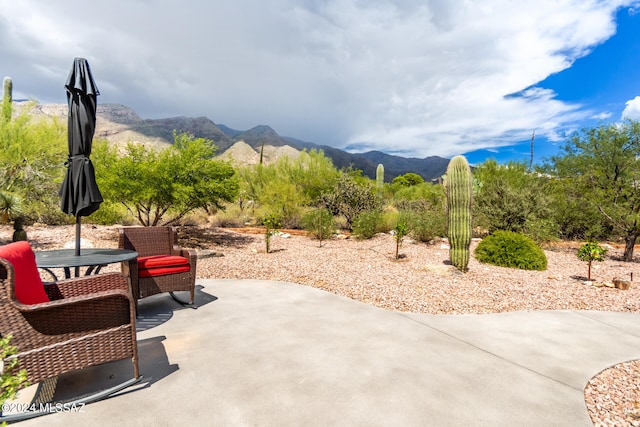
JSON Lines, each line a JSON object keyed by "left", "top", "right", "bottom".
{"left": 474, "top": 230, "right": 547, "bottom": 270}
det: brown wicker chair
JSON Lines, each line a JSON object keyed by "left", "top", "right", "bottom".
{"left": 0, "top": 242, "right": 139, "bottom": 421}
{"left": 118, "top": 226, "right": 196, "bottom": 309}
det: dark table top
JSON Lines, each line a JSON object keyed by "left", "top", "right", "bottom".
{"left": 35, "top": 248, "right": 138, "bottom": 268}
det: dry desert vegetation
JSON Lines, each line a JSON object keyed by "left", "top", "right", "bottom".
{"left": 2, "top": 223, "right": 640, "bottom": 425}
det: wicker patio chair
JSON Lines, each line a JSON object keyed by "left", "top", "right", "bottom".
{"left": 0, "top": 241, "right": 140, "bottom": 421}
{"left": 118, "top": 226, "right": 196, "bottom": 309}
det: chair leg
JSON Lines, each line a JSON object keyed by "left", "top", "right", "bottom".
{"left": 169, "top": 292, "right": 196, "bottom": 309}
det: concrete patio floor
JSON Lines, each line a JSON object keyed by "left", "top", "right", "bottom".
{"left": 14, "top": 278, "right": 640, "bottom": 426}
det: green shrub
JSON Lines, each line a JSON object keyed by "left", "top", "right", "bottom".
{"left": 402, "top": 210, "right": 446, "bottom": 243}
{"left": 301, "top": 208, "right": 335, "bottom": 246}
{"left": 474, "top": 230, "right": 547, "bottom": 270}
{"left": 87, "top": 201, "right": 131, "bottom": 225}
{"left": 352, "top": 210, "right": 383, "bottom": 239}
{"left": 524, "top": 217, "right": 559, "bottom": 245}
{"left": 214, "top": 209, "right": 248, "bottom": 228}
{"left": 262, "top": 213, "right": 282, "bottom": 253}
{"left": 0, "top": 335, "right": 29, "bottom": 410}
{"left": 378, "top": 209, "right": 397, "bottom": 234}
{"left": 0, "top": 191, "right": 23, "bottom": 223}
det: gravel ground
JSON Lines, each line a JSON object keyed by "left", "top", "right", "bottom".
{"left": 2, "top": 223, "right": 640, "bottom": 425}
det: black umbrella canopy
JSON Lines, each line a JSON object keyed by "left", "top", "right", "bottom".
{"left": 59, "top": 58, "right": 102, "bottom": 257}
{"left": 59, "top": 57, "right": 102, "bottom": 218}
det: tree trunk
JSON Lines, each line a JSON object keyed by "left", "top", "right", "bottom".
{"left": 623, "top": 231, "right": 639, "bottom": 262}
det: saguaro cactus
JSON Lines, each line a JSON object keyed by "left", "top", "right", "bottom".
{"left": 445, "top": 155, "right": 472, "bottom": 272}
{"left": 2, "top": 76, "right": 12, "bottom": 122}
{"left": 376, "top": 163, "right": 384, "bottom": 196}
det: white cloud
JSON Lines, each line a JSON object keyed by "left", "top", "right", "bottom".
{"left": 592, "top": 111, "right": 613, "bottom": 120}
{"left": 0, "top": 0, "right": 637, "bottom": 157}
{"left": 622, "top": 96, "right": 640, "bottom": 120}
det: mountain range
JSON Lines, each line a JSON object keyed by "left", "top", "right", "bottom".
{"left": 26, "top": 102, "right": 451, "bottom": 182}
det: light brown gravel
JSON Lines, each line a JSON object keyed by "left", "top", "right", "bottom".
{"left": 2, "top": 223, "right": 640, "bottom": 425}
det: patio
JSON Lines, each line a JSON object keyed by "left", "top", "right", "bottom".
{"left": 13, "top": 278, "right": 640, "bottom": 426}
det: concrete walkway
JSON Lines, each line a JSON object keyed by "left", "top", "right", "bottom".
{"left": 16, "top": 279, "right": 640, "bottom": 426}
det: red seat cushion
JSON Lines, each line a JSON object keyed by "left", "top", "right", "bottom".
{"left": 138, "top": 265, "right": 191, "bottom": 278}
{"left": 137, "top": 255, "right": 189, "bottom": 269}
{"left": 0, "top": 241, "right": 49, "bottom": 305}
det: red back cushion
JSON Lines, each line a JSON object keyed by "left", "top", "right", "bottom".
{"left": 0, "top": 241, "right": 49, "bottom": 304}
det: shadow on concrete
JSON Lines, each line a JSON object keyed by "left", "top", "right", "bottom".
{"left": 136, "top": 284, "right": 218, "bottom": 332}
{"left": 29, "top": 334, "right": 177, "bottom": 409}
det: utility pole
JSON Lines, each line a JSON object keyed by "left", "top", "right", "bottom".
{"left": 529, "top": 130, "right": 535, "bottom": 171}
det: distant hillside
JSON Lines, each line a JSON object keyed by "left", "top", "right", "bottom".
{"left": 358, "top": 151, "right": 450, "bottom": 182}
{"left": 284, "top": 137, "right": 449, "bottom": 182}
{"left": 25, "top": 102, "right": 450, "bottom": 181}
{"left": 217, "top": 140, "right": 301, "bottom": 166}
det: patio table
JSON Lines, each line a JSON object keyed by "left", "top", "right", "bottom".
{"left": 35, "top": 248, "right": 138, "bottom": 281}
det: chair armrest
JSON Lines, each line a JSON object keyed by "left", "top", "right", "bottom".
{"left": 179, "top": 248, "right": 198, "bottom": 261}
{"left": 13, "top": 289, "right": 135, "bottom": 335}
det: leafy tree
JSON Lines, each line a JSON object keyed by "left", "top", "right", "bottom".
{"left": 319, "top": 174, "right": 378, "bottom": 230}
{"left": 237, "top": 149, "right": 339, "bottom": 226}
{"left": 576, "top": 241, "right": 608, "bottom": 281}
{"left": 543, "top": 174, "right": 609, "bottom": 241}
{"left": 548, "top": 120, "right": 640, "bottom": 261}
{"left": 0, "top": 104, "right": 67, "bottom": 223}
{"left": 473, "top": 159, "right": 556, "bottom": 242}
{"left": 393, "top": 218, "right": 408, "bottom": 259}
{"left": 95, "top": 132, "right": 238, "bottom": 226}
{"left": 391, "top": 172, "right": 425, "bottom": 190}
{"left": 290, "top": 150, "right": 341, "bottom": 202}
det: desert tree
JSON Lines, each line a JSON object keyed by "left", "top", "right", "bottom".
{"left": 96, "top": 132, "right": 238, "bottom": 226}
{"left": 391, "top": 172, "right": 425, "bottom": 191}
{"left": 547, "top": 120, "right": 640, "bottom": 261}
{"left": 319, "top": 173, "right": 378, "bottom": 230}
{"left": 0, "top": 100, "right": 66, "bottom": 223}
{"left": 237, "top": 149, "right": 340, "bottom": 225}
{"left": 473, "top": 159, "right": 557, "bottom": 243}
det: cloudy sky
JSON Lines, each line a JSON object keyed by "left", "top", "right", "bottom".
{"left": 1, "top": 0, "right": 639, "bottom": 163}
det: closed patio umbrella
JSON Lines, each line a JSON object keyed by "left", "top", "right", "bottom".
{"left": 59, "top": 58, "right": 102, "bottom": 256}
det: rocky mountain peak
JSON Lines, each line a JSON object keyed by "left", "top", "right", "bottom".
{"left": 96, "top": 104, "right": 143, "bottom": 124}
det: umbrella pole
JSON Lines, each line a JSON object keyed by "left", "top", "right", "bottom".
{"left": 75, "top": 216, "right": 81, "bottom": 277}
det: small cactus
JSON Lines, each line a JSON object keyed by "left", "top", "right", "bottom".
{"left": 376, "top": 164, "right": 384, "bottom": 196}
{"left": 259, "top": 142, "right": 265, "bottom": 165}
{"left": 445, "top": 155, "right": 473, "bottom": 272}
{"left": 12, "top": 217, "right": 27, "bottom": 242}
{"left": 2, "top": 76, "right": 12, "bottom": 122}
